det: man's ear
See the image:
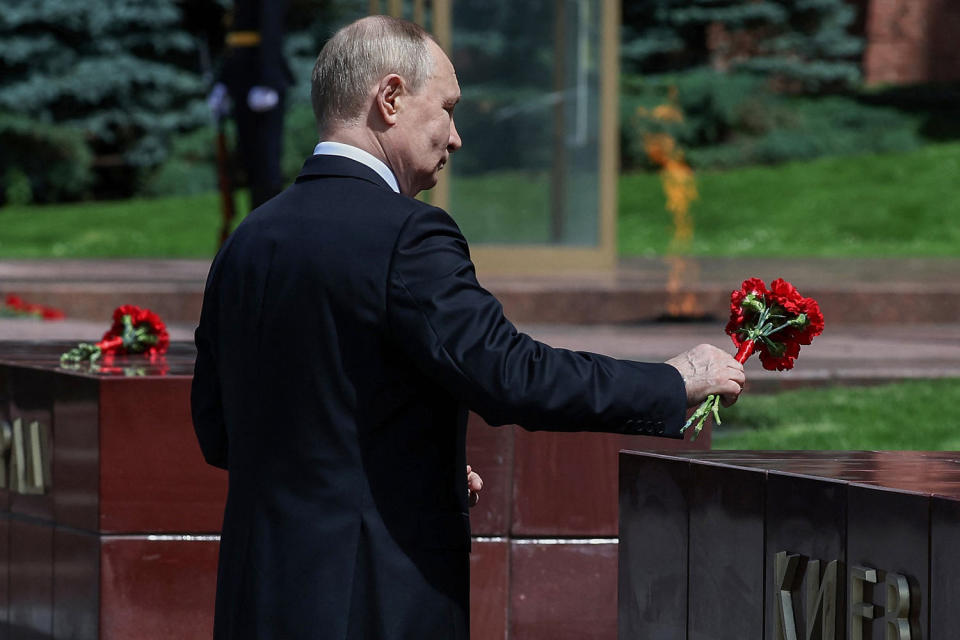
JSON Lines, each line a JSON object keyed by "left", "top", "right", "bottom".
{"left": 375, "top": 74, "right": 404, "bottom": 126}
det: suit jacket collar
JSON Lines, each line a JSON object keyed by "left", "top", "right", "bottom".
{"left": 296, "top": 154, "right": 395, "bottom": 192}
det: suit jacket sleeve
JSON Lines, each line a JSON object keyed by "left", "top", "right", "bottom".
{"left": 191, "top": 265, "right": 229, "bottom": 469}
{"left": 386, "top": 206, "right": 688, "bottom": 437}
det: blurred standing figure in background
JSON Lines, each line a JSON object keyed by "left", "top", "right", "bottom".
{"left": 209, "top": 0, "right": 293, "bottom": 209}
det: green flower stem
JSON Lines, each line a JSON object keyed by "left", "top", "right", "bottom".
{"left": 60, "top": 343, "right": 103, "bottom": 364}
{"left": 680, "top": 394, "right": 721, "bottom": 442}
{"left": 681, "top": 292, "right": 810, "bottom": 442}
{"left": 133, "top": 328, "right": 158, "bottom": 345}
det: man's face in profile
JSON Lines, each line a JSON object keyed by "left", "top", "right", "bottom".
{"left": 390, "top": 40, "right": 463, "bottom": 196}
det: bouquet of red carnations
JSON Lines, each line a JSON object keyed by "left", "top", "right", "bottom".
{"left": 682, "top": 278, "right": 824, "bottom": 440}
{"left": 60, "top": 304, "right": 169, "bottom": 364}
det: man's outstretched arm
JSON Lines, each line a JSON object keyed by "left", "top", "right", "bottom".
{"left": 386, "top": 207, "right": 744, "bottom": 436}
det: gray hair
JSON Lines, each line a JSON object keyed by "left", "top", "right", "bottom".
{"left": 311, "top": 16, "right": 436, "bottom": 135}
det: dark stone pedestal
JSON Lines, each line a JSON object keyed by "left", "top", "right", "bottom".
{"left": 0, "top": 342, "right": 224, "bottom": 640}
{"left": 619, "top": 450, "right": 960, "bottom": 640}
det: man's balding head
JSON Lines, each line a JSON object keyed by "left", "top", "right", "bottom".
{"left": 311, "top": 16, "right": 435, "bottom": 135}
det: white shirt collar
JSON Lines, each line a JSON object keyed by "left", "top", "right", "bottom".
{"left": 313, "top": 141, "right": 400, "bottom": 194}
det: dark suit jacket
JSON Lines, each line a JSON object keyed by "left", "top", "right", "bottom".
{"left": 191, "top": 154, "right": 687, "bottom": 639}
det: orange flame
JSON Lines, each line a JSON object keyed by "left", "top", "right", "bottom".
{"left": 638, "top": 98, "right": 701, "bottom": 317}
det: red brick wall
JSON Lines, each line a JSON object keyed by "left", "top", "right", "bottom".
{"left": 860, "top": 0, "right": 960, "bottom": 84}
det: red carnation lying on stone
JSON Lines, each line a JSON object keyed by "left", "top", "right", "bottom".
{"left": 2, "top": 294, "right": 66, "bottom": 320}
{"left": 682, "top": 277, "right": 824, "bottom": 440}
{"left": 61, "top": 304, "right": 169, "bottom": 364}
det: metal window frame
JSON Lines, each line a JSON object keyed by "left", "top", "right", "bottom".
{"left": 373, "top": 0, "right": 619, "bottom": 274}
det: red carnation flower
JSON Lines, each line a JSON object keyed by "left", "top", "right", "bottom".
{"left": 62, "top": 305, "right": 169, "bottom": 364}
{"left": 684, "top": 277, "right": 825, "bottom": 439}
{"left": 2, "top": 294, "right": 66, "bottom": 321}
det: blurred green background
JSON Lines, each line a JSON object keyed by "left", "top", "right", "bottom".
{"left": 1, "top": 0, "right": 957, "bottom": 255}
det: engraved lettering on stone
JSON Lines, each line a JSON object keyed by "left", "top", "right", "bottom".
{"left": 10, "top": 417, "right": 26, "bottom": 492}
{"left": 775, "top": 551, "right": 801, "bottom": 640}
{"left": 804, "top": 559, "right": 838, "bottom": 640}
{"left": 9, "top": 418, "right": 49, "bottom": 495}
{"left": 0, "top": 419, "right": 11, "bottom": 489}
{"left": 850, "top": 566, "right": 878, "bottom": 640}
{"left": 883, "top": 572, "right": 911, "bottom": 640}
{"left": 28, "top": 419, "right": 44, "bottom": 491}
{"left": 774, "top": 551, "right": 838, "bottom": 640}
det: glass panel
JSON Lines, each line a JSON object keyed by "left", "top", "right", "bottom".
{"left": 448, "top": 0, "right": 602, "bottom": 246}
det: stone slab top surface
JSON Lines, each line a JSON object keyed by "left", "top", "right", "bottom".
{"left": 3, "top": 257, "right": 958, "bottom": 326}
{"left": 0, "top": 259, "right": 211, "bottom": 283}
{"left": 622, "top": 449, "right": 960, "bottom": 500}
{"left": 2, "top": 256, "right": 959, "bottom": 290}
{"left": 0, "top": 340, "right": 196, "bottom": 378}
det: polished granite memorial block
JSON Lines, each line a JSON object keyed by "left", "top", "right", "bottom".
{"left": 509, "top": 540, "right": 619, "bottom": 640}
{"left": 930, "top": 495, "right": 960, "bottom": 637}
{"left": 99, "top": 537, "right": 219, "bottom": 639}
{"left": 764, "top": 472, "right": 847, "bottom": 639}
{"left": 468, "top": 539, "right": 509, "bottom": 640}
{"left": 0, "top": 341, "right": 222, "bottom": 640}
{"left": 512, "top": 430, "right": 638, "bottom": 536}
{"left": 619, "top": 450, "right": 960, "bottom": 640}
{"left": 688, "top": 462, "right": 765, "bottom": 640}
{"left": 618, "top": 453, "right": 690, "bottom": 639}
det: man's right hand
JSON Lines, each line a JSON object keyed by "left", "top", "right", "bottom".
{"left": 665, "top": 344, "right": 745, "bottom": 408}
{"left": 467, "top": 465, "right": 483, "bottom": 508}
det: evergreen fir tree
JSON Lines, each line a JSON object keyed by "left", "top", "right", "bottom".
{"left": 0, "top": 0, "right": 207, "bottom": 197}
{"left": 623, "top": 0, "right": 863, "bottom": 92}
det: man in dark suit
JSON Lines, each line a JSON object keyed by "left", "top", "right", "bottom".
{"left": 192, "top": 15, "right": 745, "bottom": 639}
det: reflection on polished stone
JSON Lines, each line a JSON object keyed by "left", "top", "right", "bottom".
{"left": 0, "top": 340, "right": 221, "bottom": 638}
{"left": 0, "top": 340, "right": 195, "bottom": 378}
{"left": 619, "top": 450, "right": 960, "bottom": 640}
{"left": 627, "top": 449, "right": 960, "bottom": 499}
{"left": 58, "top": 354, "right": 171, "bottom": 378}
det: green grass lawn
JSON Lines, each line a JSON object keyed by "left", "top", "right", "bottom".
{"left": 620, "top": 141, "right": 960, "bottom": 257}
{"left": 0, "top": 143, "right": 960, "bottom": 258}
{"left": 0, "top": 191, "right": 249, "bottom": 258}
{"left": 711, "top": 378, "right": 960, "bottom": 450}
{"left": 1, "top": 142, "right": 958, "bottom": 258}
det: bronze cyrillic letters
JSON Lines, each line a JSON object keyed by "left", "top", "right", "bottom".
{"left": 775, "top": 552, "right": 916, "bottom": 640}
{"left": 775, "top": 551, "right": 838, "bottom": 640}
{"left": 4, "top": 417, "right": 50, "bottom": 494}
